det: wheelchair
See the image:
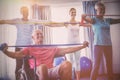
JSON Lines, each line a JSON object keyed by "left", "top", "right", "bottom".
{"left": 18, "top": 56, "right": 38, "bottom": 80}
{"left": 19, "top": 56, "right": 76, "bottom": 80}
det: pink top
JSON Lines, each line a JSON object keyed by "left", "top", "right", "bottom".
{"left": 22, "top": 47, "right": 59, "bottom": 69}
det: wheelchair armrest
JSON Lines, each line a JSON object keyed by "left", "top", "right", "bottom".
{"left": 23, "top": 55, "right": 34, "bottom": 60}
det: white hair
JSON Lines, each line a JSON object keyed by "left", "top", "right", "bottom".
{"left": 32, "top": 29, "right": 43, "bottom": 36}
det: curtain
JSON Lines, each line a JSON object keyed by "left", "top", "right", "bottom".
{"left": 82, "top": 0, "right": 106, "bottom": 75}
{"left": 82, "top": 0, "right": 97, "bottom": 59}
{"left": 32, "top": 4, "right": 52, "bottom": 44}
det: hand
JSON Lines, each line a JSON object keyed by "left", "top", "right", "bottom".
{"left": 80, "top": 14, "right": 87, "bottom": 26}
{"left": 0, "top": 43, "right": 8, "bottom": 52}
{"left": 83, "top": 41, "right": 89, "bottom": 48}
{"left": 81, "top": 14, "right": 87, "bottom": 20}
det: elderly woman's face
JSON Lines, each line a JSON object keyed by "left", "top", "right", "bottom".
{"left": 95, "top": 5, "right": 105, "bottom": 17}
{"left": 21, "top": 7, "right": 29, "bottom": 18}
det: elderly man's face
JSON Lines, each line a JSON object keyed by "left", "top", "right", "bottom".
{"left": 32, "top": 30, "right": 43, "bottom": 44}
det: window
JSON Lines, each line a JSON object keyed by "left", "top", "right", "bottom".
{"left": 32, "top": 4, "right": 52, "bottom": 44}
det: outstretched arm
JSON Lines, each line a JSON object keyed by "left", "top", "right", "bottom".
{"left": 3, "top": 50, "right": 26, "bottom": 59}
{"left": 81, "top": 14, "right": 94, "bottom": 26}
{"left": 57, "top": 41, "right": 89, "bottom": 56}
{"left": 0, "top": 20, "right": 15, "bottom": 24}
{"left": 110, "top": 19, "right": 120, "bottom": 24}
{"left": 80, "top": 23, "right": 91, "bottom": 27}
{"left": 43, "top": 22, "right": 67, "bottom": 27}
{"left": 0, "top": 43, "right": 26, "bottom": 59}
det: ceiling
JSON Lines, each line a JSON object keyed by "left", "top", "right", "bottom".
{"left": 33, "top": 0, "right": 119, "bottom": 5}
{"left": 36, "top": 0, "right": 82, "bottom": 4}
{"left": 34, "top": 0, "right": 120, "bottom": 4}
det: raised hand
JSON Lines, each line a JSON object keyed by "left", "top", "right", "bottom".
{"left": 83, "top": 41, "right": 89, "bottom": 47}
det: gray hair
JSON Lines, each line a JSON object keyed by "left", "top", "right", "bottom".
{"left": 32, "top": 29, "right": 43, "bottom": 36}
{"left": 95, "top": 2, "right": 105, "bottom": 9}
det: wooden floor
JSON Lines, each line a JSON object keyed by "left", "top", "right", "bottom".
{"left": 0, "top": 74, "right": 120, "bottom": 80}
{"left": 80, "top": 77, "right": 109, "bottom": 80}
{"left": 80, "top": 73, "right": 120, "bottom": 80}
{"left": 80, "top": 74, "right": 120, "bottom": 80}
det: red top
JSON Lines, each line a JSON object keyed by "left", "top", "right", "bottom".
{"left": 22, "top": 47, "right": 59, "bottom": 69}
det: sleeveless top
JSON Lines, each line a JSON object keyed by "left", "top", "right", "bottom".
{"left": 67, "top": 24, "right": 80, "bottom": 43}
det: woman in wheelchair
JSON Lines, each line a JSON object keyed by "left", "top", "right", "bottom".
{"left": 1, "top": 29, "right": 88, "bottom": 80}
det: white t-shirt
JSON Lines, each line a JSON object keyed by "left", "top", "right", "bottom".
{"left": 67, "top": 24, "right": 80, "bottom": 43}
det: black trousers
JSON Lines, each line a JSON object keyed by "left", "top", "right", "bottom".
{"left": 15, "top": 48, "right": 36, "bottom": 80}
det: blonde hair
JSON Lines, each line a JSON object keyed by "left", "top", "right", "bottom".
{"left": 20, "top": 6, "right": 28, "bottom": 14}
{"left": 95, "top": 2, "right": 105, "bottom": 9}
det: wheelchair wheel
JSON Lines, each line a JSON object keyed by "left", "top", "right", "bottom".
{"left": 19, "top": 72, "right": 28, "bottom": 80}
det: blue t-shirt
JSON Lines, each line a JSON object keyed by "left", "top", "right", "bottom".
{"left": 92, "top": 17, "right": 112, "bottom": 46}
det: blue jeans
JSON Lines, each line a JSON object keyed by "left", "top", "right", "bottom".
{"left": 90, "top": 45, "right": 113, "bottom": 80}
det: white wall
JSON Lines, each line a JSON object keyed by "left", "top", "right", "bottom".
{"left": 51, "top": 2, "right": 120, "bottom": 74}
{"left": 50, "top": 3, "right": 85, "bottom": 44}
{"left": 104, "top": 2, "right": 120, "bottom": 73}
{"left": 0, "top": 0, "right": 120, "bottom": 79}
{"left": 50, "top": 3, "right": 88, "bottom": 57}
{"left": 0, "top": 0, "right": 33, "bottom": 79}
{"left": 0, "top": 2, "right": 85, "bottom": 79}
{"left": 45, "top": 1, "right": 120, "bottom": 74}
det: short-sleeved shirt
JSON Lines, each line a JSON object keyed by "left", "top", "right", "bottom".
{"left": 22, "top": 47, "right": 60, "bottom": 69}
{"left": 11, "top": 18, "right": 42, "bottom": 47}
{"left": 92, "top": 17, "right": 112, "bottom": 46}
